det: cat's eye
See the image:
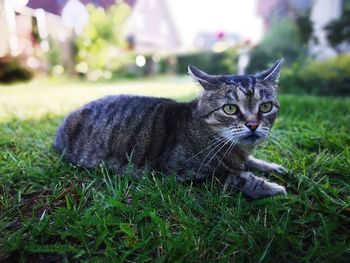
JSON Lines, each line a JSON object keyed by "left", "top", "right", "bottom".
{"left": 223, "top": 104, "right": 238, "bottom": 115}
{"left": 259, "top": 102, "right": 273, "bottom": 113}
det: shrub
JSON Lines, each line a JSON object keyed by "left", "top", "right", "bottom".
{"left": 175, "top": 48, "right": 238, "bottom": 75}
{"left": 74, "top": 2, "right": 133, "bottom": 79}
{"left": 247, "top": 19, "right": 307, "bottom": 73}
{"left": 0, "top": 57, "right": 33, "bottom": 84}
{"left": 280, "top": 55, "right": 350, "bottom": 96}
{"left": 46, "top": 38, "right": 60, "bottom": 72}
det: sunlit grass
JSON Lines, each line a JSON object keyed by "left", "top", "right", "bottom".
{"left": 0, "top": 78, "right": 349, "bottom": 261}
{"left": 0, "top": 76, "right": 200, "bottom": 121}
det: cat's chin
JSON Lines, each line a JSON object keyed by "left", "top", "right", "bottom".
{"left": 239, "top": 134, "right": 264, "bottom": 146}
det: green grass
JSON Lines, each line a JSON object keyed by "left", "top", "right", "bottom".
{"left": 0, "top": 78, "right": 349, "bottom": 262}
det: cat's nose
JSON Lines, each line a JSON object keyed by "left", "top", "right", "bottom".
{"left": 245, "top": 121, "right": 259, "bottom": 131}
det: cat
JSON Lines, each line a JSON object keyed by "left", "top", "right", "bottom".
{"left": 54, "top": 59, "right": 288, "bottom": 199}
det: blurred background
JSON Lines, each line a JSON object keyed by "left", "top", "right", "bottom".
{"left": 0, "top": 0, "right": 349, "bottom": 96}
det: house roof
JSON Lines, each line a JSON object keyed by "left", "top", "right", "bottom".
{"left": 27, "top": 0, "right": 136, "bottom": 15}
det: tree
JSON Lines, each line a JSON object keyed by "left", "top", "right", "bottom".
{"left": 295, "top": 12, "right": 313, "bottom": 45}
{"left": 246, "top": 19, "right": 306, "bottom": 73}
{"left": 324, "top": 2, "right": 350, "bottom": 53}
{"left": 74, "top": 1, "right": 132, "bottom": 78}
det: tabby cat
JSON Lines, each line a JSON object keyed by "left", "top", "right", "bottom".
{"left": 54, "top": 60, "right": 288, "bottom": 199}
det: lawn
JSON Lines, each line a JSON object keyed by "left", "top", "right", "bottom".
{"left": 0, "top": 78, "right": 349, "bottom": 262}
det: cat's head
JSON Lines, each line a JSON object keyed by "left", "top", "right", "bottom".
{"left": 189, "top": 59, "right": 283, "bottom": 146}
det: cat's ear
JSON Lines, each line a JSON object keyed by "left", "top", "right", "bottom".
{"left": 188, "top": 65, "right": 217, "bottom": 90}
{"left": 256, "top": 59, "right": 283, "bottom": 83}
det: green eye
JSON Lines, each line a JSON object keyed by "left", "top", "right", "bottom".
{"left": 259, "top": 102, "right": 273, "bottom": 113}
{"left": 223, "top": 104, "right": 238, "bottom": 115}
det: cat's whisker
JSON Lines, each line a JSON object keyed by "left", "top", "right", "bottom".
{"left": 196, "top": 137, "right": 229, "bottom": 170}
{"left": 214, "top": 138, "right": 238, "bottom": 173}
{"left": 230, "top": 131, "right": 249, "bottom": 137}
{"left": 230, "top": 128, "right": 244, "bottom": 132}
{"left": 187, "top": 138, "right": 228, "bottom": 176}
{"left": 184, "top": 136, "right": 227, "bottom": 162}
{"left": 197, "top": 136, "right": 232, "bottom": 175}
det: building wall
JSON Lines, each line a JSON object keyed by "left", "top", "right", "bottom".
{"left": 309, "top": 0, "right": 343, "bottom": 59}
{"left": 0, "top": 1, "right": 74, "bottom": 72}
{"left": 0, "top": 0, "right": 10, "bottom": 57}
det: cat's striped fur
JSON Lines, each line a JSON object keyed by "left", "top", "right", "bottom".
{"left": 54, "top": 60, "right": 288, "bottom": 199}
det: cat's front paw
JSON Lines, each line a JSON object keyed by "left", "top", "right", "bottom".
{"left": 268, "top": 182, "right": 287, "bottom": 196}
{"left": 256, "top": 181, "right": 287, "bottom": 199}
{"left": 252, "top": 181, "right": 287, "bottom": 199}
{"left": 269, "top": 163, "right": 288, "bottom": 174}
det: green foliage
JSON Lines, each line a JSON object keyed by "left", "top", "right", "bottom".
{"left": 247, "top": 19, "right": 307, "bottom": 74}
{"left": 324, "top": 2, "right": 350, "bottom": 52}
{"left": 295, "top": 13, "right": 313, "bottom": 45}
{"left": 46, "top": 38, "right": 61, "bottom": 72}
{"left": 280, "top": 54, "right": 350, "bottom": 96}
{"left": 175, "top": 48, "right": 239, "bottom": 75}
{"left": 0, "top": 80, "right": 350, "bottom": 261}
{"left": 0, "top": 57, "right": 33, "bottom": 83}
{"left": 74, "top": 2, "right": 132, "bottom": 78}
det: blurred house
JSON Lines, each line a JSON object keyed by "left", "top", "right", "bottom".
{"left": 0, "top": 1, "right": 33, "bottom": 58}
{"left": 309, "top": 0, "right": 347, "bottom": 58}
{"left": 41, "top": 0, "right": 181, "bottom": 54}
{"left": 27, "top": 0, "right": 136, "bottom": 15}
{"left": 193, "top": 31, "right": 241, "bottom": 52}
{"left": 1, "top": 0, "right": 185, "bottom": 75}
{"left": 257, "top": 0, "right": 312, "bottom": 31}
{"left": 257, "top": 0, "right": 347, "bottom": 59}
{"left": 0, "top": 0, "right": 75, "bottom": 72}
{"left": 0, "top": 0, "right": 136, "bottom": 72}
{"left": 124, "top": 0, "right": 181, "bottom": 53}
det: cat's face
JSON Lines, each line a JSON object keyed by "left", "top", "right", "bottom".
{"left": 189, "top": 60, "right": 282, "bottom": 146}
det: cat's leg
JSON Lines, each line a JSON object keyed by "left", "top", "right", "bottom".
{"left": 246, "top": 155, "right": 288, "bottom": 174}
{"left": 226, "top": 171, "right": 287, "bottom": 199}
{"left": 174, "top": 166, "right": 213, "bottom": 182}
{"left": 107, "top": 160, "right": 147, "bottom": 178}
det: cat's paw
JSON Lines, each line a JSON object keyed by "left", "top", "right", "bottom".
{"left": 269, "top": 163, "right": 288, "bottom": 174}
{"left": 255, "top": 182, "right": 287, "bottom": 199}
{"left": 251, "top": 181, "right": 287, "bottom": 199}
{"left": 268, "top": 182, "right": 287, "bottom": 196}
